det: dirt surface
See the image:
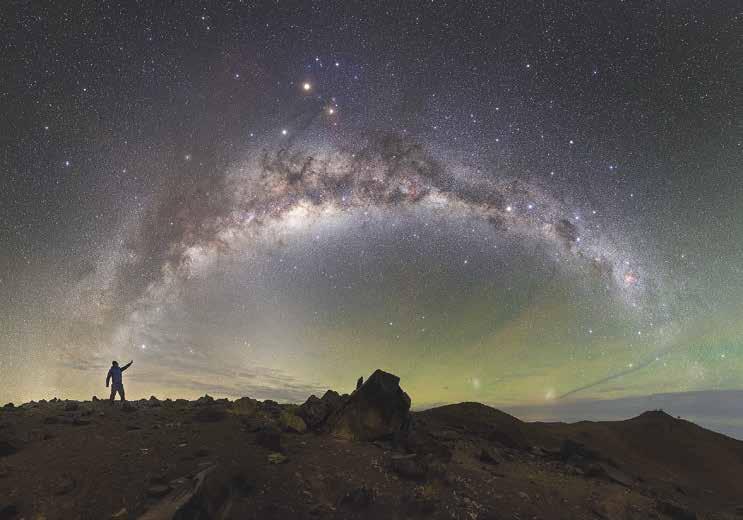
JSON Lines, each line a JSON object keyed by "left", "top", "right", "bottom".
{"left": 1, "top": 397, "right": 743, "bottom": 520}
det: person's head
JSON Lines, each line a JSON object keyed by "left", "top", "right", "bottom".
{"left": 112, "top": 360, "right": 119, "bottom": 367}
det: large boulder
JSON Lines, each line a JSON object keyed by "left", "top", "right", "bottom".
{"left": 296, "top": 390, "right": 343, "bottom": 429}
{"left": 231, "top": 397, "right": 258, "bottom": 416}
{"left": 278, "top": 412, "right": 307, "bottom": 433}
{"left": 328, "top": 369, "right": 411, "bottom": 441}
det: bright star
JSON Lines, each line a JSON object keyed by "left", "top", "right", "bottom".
{"left": 302, "top": 82, "right": 311, "bottom": 91}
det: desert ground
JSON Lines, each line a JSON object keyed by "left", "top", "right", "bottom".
{"left": 2, "top": 370, "right": 743, "bottom": 520}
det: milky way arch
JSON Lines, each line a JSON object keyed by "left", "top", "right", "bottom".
{"left": 71, "top": 132, "right": 666, "bottom": 387}
{"left": 108, "top": 134, "right": 656, "bottom": 323}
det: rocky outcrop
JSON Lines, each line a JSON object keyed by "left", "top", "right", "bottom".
{"left": 230, "top": 397, "right": 258, "bottom": 416}
{"left": 278, "top": 412, "right": 307, "bottom": 434}
{"left": 296, "top": 390, "right": 344, "bottom": 429}
{"left": 327, "top": 369, "right": 411, "bottom": 441}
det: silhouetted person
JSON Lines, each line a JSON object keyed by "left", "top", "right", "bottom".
{"left": 356, "top": 376, "right": 363, "bottom": 390}
{"left": 106, "top": 360, "right": 133, "bottom": 403}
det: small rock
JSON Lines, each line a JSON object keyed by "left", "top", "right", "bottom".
{"left": 53, "top": 475, "right": 76, "bottom": 495}
{"left": 530, "top": 445, "right": 548, "bottom": 457}
{"left": 267, "top": 452, "right": 288, "bottom": 464}
{"left": 72, "top": 417, "right": 91, "bottom": 426}
{"left": 279, "top": 412, "right": 307, "bottom": 434}
{"left": 2, "top": 403, "right": 14, "bottom": 410}
{"left": 391, "top": 454, "right": 427, "bottom": 481}
{"left": 92, "top": 396, "right": 99, "bottom": 402}
{"left": 479, "top": 448, "right": 500, "bottom": 465}
{"left": 518, "top": 491, "right": 530, "bottom": 501}
{"left": 111, "top": 508, "right": 128, "bottom": 519}
{"left": 146, "top": 484, "right": 172, "bottom": 498}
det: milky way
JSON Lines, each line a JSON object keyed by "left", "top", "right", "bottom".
{"left": 119, "top": 133, "right": 653, "bottom": 315}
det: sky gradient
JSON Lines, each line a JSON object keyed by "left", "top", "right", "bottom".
{"left": 2, "top": 2, "right": 741, "bottom": 432}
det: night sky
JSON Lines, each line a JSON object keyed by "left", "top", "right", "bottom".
{"left": 2, "top": 2, "right": 741, "bottom": 420}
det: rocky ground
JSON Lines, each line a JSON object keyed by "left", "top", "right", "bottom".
{"left": 1, "top": 370, "right": 743, "bottom": 520}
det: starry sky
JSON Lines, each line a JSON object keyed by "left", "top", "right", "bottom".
{"left": 2, "top": 2, "right": 742, "bottom": 421}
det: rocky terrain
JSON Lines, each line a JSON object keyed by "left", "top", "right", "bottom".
{"left": 1, "top": 369, "right": 743, "bottom": 520}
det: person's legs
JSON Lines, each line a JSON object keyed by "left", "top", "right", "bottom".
{"left": 118, "top": 384, "right": 126, "bottom": 402}
{"left": 109, "top": 385, "right": 117, "bottom": 403}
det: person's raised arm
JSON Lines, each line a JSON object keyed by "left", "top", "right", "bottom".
{"left": 121, "top": 360, "right": 133, "bottom": 371}
{"left": 106, "top": 369, "right": 112, "bottom": 388}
